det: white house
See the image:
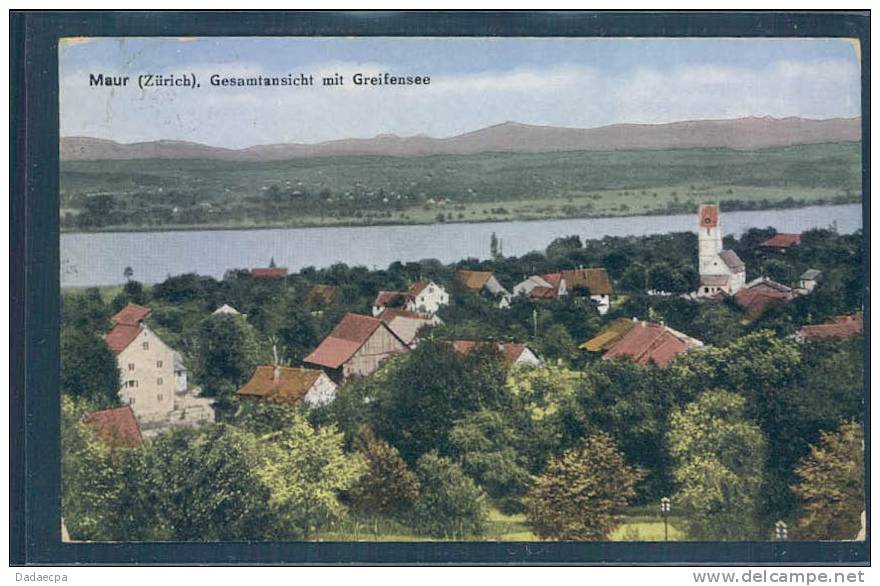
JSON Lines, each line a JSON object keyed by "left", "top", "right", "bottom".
{"left": 407, "top": 280, "right": 449, "bottom": 315}
{"left": 212, "top": 303, "right": 242, "bottom": 316}
{"left": 798, "top": 269, "right": 823, "bottom": 294}
{"left": 103, "top": 304, "right": 214, "bottom": 435}
{"left": 696, "top": 204, "right": 746, "bottom": 298}
{"left": 372, "top": 280, "right": 450, "bottom": 317}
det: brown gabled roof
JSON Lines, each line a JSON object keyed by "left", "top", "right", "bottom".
{"left": 602, "top": 321, "right": 695, "bottom": 367}
{"left": 455, "top": 270, "right": 492, "bottom": 290}
{"left": 561, "top": 268, "right": 614, "bottom": 296}
{"left": 373, "top": 290, "right": 414, "bottom": 309}
{"left": 252, "top": 267, "right": 288, "bottom": 279}
{"left": 305, "top": 313, "right": 404, "bottom": 369}
{"left": 798, "top": 313, "right": 863, "bottom": 341}
{"left": 103, "top": 323, "right": 143, "bottom": 355}
{"left": 700, "top": 274, "right": 731, "bottom": 287}
{"left": 719, "top": 250, "right": 745, "bottom": 272}
{"left": 111, "top": 303, "right": 151, "bottom": 325}
{"left": 378, "top": 308, "right": 433, "bottom": 322}
{"left": 408, "top": 281, "right": 430, "bottom": 296}
{"left": 580, "top": 318, "right": 636, "bottom": 352}
{"left": 450, "top": 340, "right": 534, "bottom": 366}
{"left": 698, "top": 204, "right": 719, "bottom": 228}
{"left": 529, "top": 286, "right": 559, "bottom": 300}
{"left": 734, "top": 289, "right": 791, "bottom": 322}
{"left": 237, "top": 365, "right": 325, "bottom": 405}
{"left": 307, "top": 285, "right": 340, "bottom": 306}
{"left": 83, "top": 406, "right": 143, "bottom": 448}
{"left": 761, "top": 233, "right": 801, "bottom": 248}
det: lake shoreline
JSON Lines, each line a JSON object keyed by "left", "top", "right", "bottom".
{"left": 60, "top": 197, "right": 860, "bottom": 235}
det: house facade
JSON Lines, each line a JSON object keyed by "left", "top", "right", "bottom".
{"left": 103, "top": 304, "right": 214, "bottom": 435}
{"left": 696, "top": 204, "right": 746, "bottom": 297}
{"left": 373, "top": 280, "right": 450, "bottom": 317}
{"left": 304, "top": 313, "right": 410, "bottom": 382}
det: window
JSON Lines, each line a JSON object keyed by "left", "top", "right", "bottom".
{"left": 142, "top": 342, "right": 149, "bottom": 350}
{"left": 704, "top": 287, "right": 709, "bottom": 293}
{"left": 157, "top": 377, "right": 164, "bottom": 386}
{"left": 129, "top": 397, "right": 136, "bottom": 405}
{"left": 156, "top": 360, "right": 163, "bottom": 368}
{"left": 128, "top": 363, "right": 135, "bottom": 371}
{"left": 157, "top": 393, "right": 164, "bottom": 402}
{"left": 127, "top": 380, "right": 138, "bottom": 388}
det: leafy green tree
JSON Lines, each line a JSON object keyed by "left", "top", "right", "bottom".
{"left": 113, "top": 424, "right": 272, "bottom": 541}
{"left": 61, "top": 396, "right": 124, "bottom": 541}
{"left": 255, "top": 415, "right": 365, "bottom": 539}
{"left": 667, "top": 390, "right": 766, "bottom": 540}
{"left": 791, "top": 422, "right": 865, "bottom": 540}
{"left": 534, "top": 323, "right": 579, "bottom": 365}
{"left": 277, "top": 304, "right": 321, "bottom": 364}
{"left": 60, "top": 328, "right": 120, "bottom": 408}
{"left": 523, "top": 432, "right": 643, "bottom": 540}
{"left": 61, "top": 287, "right": 111, "bottom": 332}
{"left": 409, "top": 452, "right": 489, "bottom": 538}
{"left": 193, "top": 313, "right": 260, "bottom": 401}
{"left": 449, "top": 410, "right": 532, "bottom": 513}
{"left": 348, "top": 427, "right": 420, "bottom": 522}
{"left": 375, "top": 340, "right": 509, "bottom": 462}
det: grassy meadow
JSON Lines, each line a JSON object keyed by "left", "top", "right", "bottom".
{"left": 60, "top": 143, "right": 861, "bottom": 232}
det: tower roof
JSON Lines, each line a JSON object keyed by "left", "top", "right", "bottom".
{"left": 698, "top": 204, "right": 719, "bottom": 228}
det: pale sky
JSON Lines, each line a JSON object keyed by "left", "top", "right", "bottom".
{"left": 59, "top": 37, "right": 861, "bottom": 149}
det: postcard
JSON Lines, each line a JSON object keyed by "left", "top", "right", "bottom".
{"left": 43, "top": 24, "right": 868, "bottom": 561}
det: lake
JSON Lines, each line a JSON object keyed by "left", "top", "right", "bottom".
{"left": 60, "top": 204, "right": 863, "bottom": 288}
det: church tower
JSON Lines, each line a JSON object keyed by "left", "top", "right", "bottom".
{"left": 698, "top": 204, "right": 723, "bottom": 275}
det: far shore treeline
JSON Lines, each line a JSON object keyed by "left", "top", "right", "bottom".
{"left": 60, "top": 143, "right": 860, "bottom": 233}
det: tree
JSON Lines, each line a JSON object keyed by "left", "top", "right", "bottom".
{"left": 348, "top": 427, "right": 420, "bottom": 523}
{"left": 60, "top": 328, "right": 120, "bottom": 408}
{"left": 276, "top": 305, "right": 321, "bottom": 364}
{"left": 523, "top": 432, "right": 643, "bottom": 540}
{"left": 409, "top": 452, "right": 489, "bottom": 538}
{"left": 255, "top": 415, "right": 365, "bottom": 539}
{"left": 374, "top": 340, "right": 509, "bottom": 462}
{"left": 490, "top": 231, "right": 500, "bottom": 260}
{"left": 448, "top": 410, "right": 532, "bottom": 513}
{"left": 61, "top": 396, "right": 124, "bottom": 541}
{"left": 791, "top": 422, "right": 865, "bottom": 540}
{"left": 667, "top": 390, "right": 766, "bottom": 540}
{"left": 113, "top": 424, "right": 272, "bottom": 541}
{"left": 193, "top": 313, "right": 260, "bottom": 401}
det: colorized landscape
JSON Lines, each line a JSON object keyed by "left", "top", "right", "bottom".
{"left": 59, "top": 37, "right": 865, "bottom": 546}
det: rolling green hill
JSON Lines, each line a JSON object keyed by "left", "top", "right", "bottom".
{"left": 60, "top": 143, "right": 861, "bottom": 232}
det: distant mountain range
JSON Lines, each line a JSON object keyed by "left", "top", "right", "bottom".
{"left": 61, "top": 116, "right": 861, "bottom": 162}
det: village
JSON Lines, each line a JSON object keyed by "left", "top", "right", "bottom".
{"left": 61, "top": 203, "right": 865, "bottom": 543}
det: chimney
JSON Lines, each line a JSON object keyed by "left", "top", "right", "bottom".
{"left": 272, "top": 345, "right": 281, "bottom": 382}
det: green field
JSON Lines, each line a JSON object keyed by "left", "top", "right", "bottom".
{"left": 60, "top": 143, "right": 861, "bottom": 232}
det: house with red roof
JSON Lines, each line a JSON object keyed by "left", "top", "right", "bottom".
{"left": 600, "top": 319, "right": 703, "bottom": 367}
{"left": 304, "top": 313, "right": 409, "bottom": 382}
{"left": 103, "top": 304, "right": 214, "bottom": 435}
{"left": 237, "top": 365, "right": 337, "bottom": 406}
{"left": 83, "top": 406, "right": 143, "bottom": 448}
{"left": 761, "top": 233, "right": 801, "bottom": 250}
{"left": 513, "top": 268, "right": 614, "bottom": 314}
{"left": 450, "top": 340, "right": 543, "bottom": 367}
{"left": 252, "top": 267, "right": 288, "bottom": 279}
{"left": 796, "top": 313, "right": 863, "bottom": 342}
